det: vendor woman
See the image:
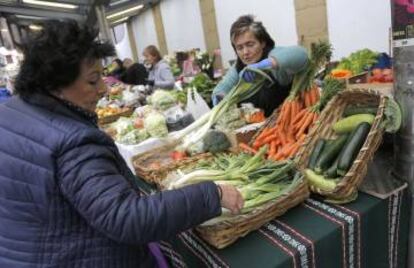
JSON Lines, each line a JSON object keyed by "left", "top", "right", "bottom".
{"left": 143, "top": 45, "right": 175, "bottom": 90}
{"left": 212, "top": 15, "right": 309, "bottom": 116}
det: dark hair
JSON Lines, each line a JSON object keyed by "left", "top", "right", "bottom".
{"left": 15, "top": 20, "right": 115, "bottom": 98}
{"left": 112, "top": 58, "right": 123, "bottom": 68}
{"left": 230, "top": 15, "right": 275, "bottom": 71}
{"left": 144, "top": 45, "right": 162, "bottom": 62}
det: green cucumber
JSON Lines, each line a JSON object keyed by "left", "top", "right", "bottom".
{"left": 333, "top": 114, "right": 375, "bottom": 134}
{"left": 337, "top": 122, "right": 371, "bottom": 176}
{"left": 305, "top": 169, "right": 338, "bottom": 191}
{"left": 324, "top": 156, "right": 339, "bottom": 178}
{"left": 315, "top": 134, "right": 349, "bottom": 174}
{"left": 307, "top": 139, "right": 326, "bottom": 169}
{"left": 343, "top": 106, "right": 377, "bottom": 117}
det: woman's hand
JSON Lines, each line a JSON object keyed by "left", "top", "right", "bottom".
{"left": 212, "top": 92, "right": 225, "bottom": 106}
{"left": 217, "top": 184, "right": 244, "bottom": 214}
{"left": 240, "top": 58, "right": 276, "bottom": 82}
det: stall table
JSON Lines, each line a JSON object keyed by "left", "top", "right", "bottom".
{"left": 135, "top": 146, "right": 410, "bottom": 268}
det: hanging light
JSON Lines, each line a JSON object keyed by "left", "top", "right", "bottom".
{"left": 29, "top": 24, "right": 43, "bottom": 31}
{"left": 111, "top": 17, "right": 130, "bottom": 25}
{"left": 22, "top": 0, "right": 78, "bottom": 9}
{"left": 106, "top": 4, "right": 144, "bottom": 20}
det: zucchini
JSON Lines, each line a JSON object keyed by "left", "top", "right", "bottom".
{"left": 337, "top": 122, "right": 371, "bottom": 176}
{"left": 333, "top": 114, "right": 375, "bottom": 134}
{"left": 315, "top": 134, "right": 349, "bottom": 174}
{"left": 324, "top": 156, "right": 339, "bottom": 178}
{"left": 305, "top": 169, "right": 339, "bottom": 191}
{"left": 307, "top": 139, "right": 326, "bottom": 169}
{"left": 343, "top": 106, "right": 377, "bottom": 117}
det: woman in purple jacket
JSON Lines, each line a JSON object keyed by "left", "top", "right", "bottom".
{"left": 0, "top": 20, "right": 243, "bottom": 268}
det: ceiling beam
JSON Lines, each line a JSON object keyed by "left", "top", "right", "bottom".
{"left": 0, "top": 4, "right": 85, "bottom": 21}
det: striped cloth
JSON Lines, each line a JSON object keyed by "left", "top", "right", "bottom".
{"left": 170, "top": 189, "right": 409, "bottom": 268}
{"left": 136, "top": 179, "right": 409, "bottom": 268}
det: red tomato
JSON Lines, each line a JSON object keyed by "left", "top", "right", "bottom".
{"left": 372, "top": 68, "right": 382, "bottom": 76}
{"left": 170, "top": 151, "right": 187, "bottom": 161}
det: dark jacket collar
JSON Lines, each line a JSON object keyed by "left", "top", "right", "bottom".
{"left": 22, "top": 93, "right": 98, "bottom": 127}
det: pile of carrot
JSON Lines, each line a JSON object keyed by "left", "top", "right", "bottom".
{"left": 240, "top": 86, "right": 320, "bottom": 160}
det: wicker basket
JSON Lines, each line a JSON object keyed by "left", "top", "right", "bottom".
{"left": 196, "top": 178, "right": 308, "bottom": 248}
{"left": 296, "top": 88, "right": 386, "bottom": 201}
{"left": 132, "top": 142, "right": 211, "bottom": 185}
{"left": 98, "top": 108, "right": 134, "bottom": 125}
{"left": 158, "top": 153, "right": 309, "bottom": 248}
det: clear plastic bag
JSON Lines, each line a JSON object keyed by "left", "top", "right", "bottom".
{"left": 186, "top": 87, "right": 210, "bottom": 120}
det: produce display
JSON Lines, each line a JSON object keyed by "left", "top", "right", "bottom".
{"left": 107, "top": 106, "right": 168, "bottom": 145}
{"left": 126, "top": 44, "right": 402, "bottom": 247}
{"left": 368, "top": 68, "right": 393, "bottom": 83}
{"left": 247, "top": 42, "right": 344, "bottom": 160}
{"left": 330, "top": 49, "right": 394, "bottom": 84}
{"left": 162, "top": 147, "right": 302, "bottom": 215}
{"left": 96, "top": 106, "right": 130, "bottom": 118}
{"left": 184, "top": 72, "right": 217, "bottom": 106}
{"left": 215, "top": 105, "right": 246, "bottom": 131}
{"left": 333, "top": 49, "right": 379, "bottom": 76}
{"left": 147, "top": 90, "right": 178, "bottom": 111}
{"left": 304, "top": 109, "right": 374, "bottom": 193}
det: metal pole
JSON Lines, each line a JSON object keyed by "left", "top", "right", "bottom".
{"left": 391, "top": 1, "right": 414, "bottom": 266}
{"left": 95, "top": 5, "right": 113, "bottom": 44}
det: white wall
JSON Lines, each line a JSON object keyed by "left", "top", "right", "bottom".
{"left": 214, "top": 0, "right": 298, "bottom": 68}
{"left": 114, "top": 24, "right": 134, "bottom": 61}
{"left": 131, "top": 8, "right": 158, "bottom": 61}
{"left": 160, "top": 0, "right": 206, "bottom": 54}
{"left": 327, "top": 0, "right": 391, "bottom": 60}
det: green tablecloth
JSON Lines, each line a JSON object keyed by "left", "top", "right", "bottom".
{"left": 136, "top": 181, "right": 410, "bottom": 268}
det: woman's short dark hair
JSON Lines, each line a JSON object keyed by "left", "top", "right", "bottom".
{"left": 15, "top": 20, "right": 115, "bottom": 98}
{"left": 144, "top": 45, "right": 162, "bottom": 62}
{"left": 112, "top": 58, "right": 123, "bottom": 68}
{"left": 230, "top": 15, "right": 275, "bottom": 71}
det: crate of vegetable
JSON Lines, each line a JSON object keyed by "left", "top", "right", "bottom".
{"left": 132, "top": 129, "right": 237, "bottom": 185}
{"left": 241, "top": 42, "right": 346, "bottom": 161}
{"left": 160, "top": 147, "right": 309, "bottom": 249}
{"left": 296, "top": 88, "right": 390, "bottom": 202}
{"left": 97, "top": 107, "right": 134, "bottom": 125}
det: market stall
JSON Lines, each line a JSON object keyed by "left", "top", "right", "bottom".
{"left": 119, "top": 42, "right": 408, "bottom": 267}
{"left": 135, "top": 146, "right": 409, "bottom": 268}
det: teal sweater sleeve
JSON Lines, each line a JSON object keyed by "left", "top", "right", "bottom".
{"left": 212, "top": 46, "right": 308, "bottom": 100}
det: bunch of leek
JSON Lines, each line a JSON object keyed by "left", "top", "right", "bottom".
{"left": 163, "top": 147, "right": 303, "bottom": 214}
{"left": 170, "top": 68, "right": 273, "bottom": 151}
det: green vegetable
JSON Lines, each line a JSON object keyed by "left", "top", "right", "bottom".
{"left": 305, "top": 169, "right": 339, "bottom": 192}
{"left": 202, "top": 130, "right": 231, "bottom": 153}
{"left": 315, "top": 134, "right": 349, "bottom": 173}
{"left": 343, "top": 106, "right": 378, "bottom": 117}
{"left": 333, "top": 114, "right": 375, "bottom": 134}
{"left": 290, "top": 41, "right": 332, "bottom": 98}
{"left": 337, "top": 48, "right": 378, "bottom": 75}
{"left": 176, "top": 68, "right": 273, "bottom": 151}
{"left": 163, "top": 147, "right": 301, "bottom": 217}
{"left": 381, "top": 98, "right": 402, "bottom": 133}
{"left": 323, "top": 156, "right": 339, "bottom": 178}
{"left": 118, "top": 129, "right": 149, "bottom": 145}
{"left": 147, "top": 90, "right": 176, "bottom": 111}
{"left": 308, "top": 139, "right": 326, "bottom": 169}
{"left": 313, "top": 78, "right": 345, "bottom": 112}
{"left": 337, "top": 122, "right": 371, "bottom": 176}
{"left": 144, "top": 112, "right": 168, "bottom": 138}
{"left": 186, "top": 73, "right": 216, "bottom": 103}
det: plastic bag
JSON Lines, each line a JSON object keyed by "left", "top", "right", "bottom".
{"left": 186, "top": 87, "right": 210, "bottom": 120}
